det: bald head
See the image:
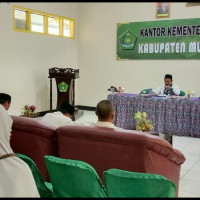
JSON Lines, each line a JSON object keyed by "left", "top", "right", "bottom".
{"left": 95, "top": 100, "right": 115, "bottom": 122}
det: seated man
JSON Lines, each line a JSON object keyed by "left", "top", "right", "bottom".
{"left": 95, "top": 100, "right": 122, "bottom": 130}
{"left": 41, "top": 101, "right": 75, "bottom": 128}
{"left": 155, "top": 74, "right": 180, "bottom": 96}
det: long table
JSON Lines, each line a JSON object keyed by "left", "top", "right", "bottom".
{"left": 107, "top": 93, "right": 200, "bottom": 137}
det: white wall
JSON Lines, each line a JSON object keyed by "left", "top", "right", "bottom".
{"left": 1, "top": 2, "right": 200, "bottom": 114}
{"left": 0, "top": 2, "right": 79, "bottom": 115}
{"left": 77, "top": 2, "right": 200, "bottom": 107}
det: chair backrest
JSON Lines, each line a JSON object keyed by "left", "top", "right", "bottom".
{"left": 44, "top": 155, "right": 107, "bottom": 198}
{"left": 103, "top": 169, "right": 176, "bottom": 198}
{"left": 140, "top": 88, "right": 150, "bottom": 94}
{"left": 16, "top": 153, "right": 53, "bottom": 198}
{"left": 180, "top": 90, "right": 186, "bottom": 96}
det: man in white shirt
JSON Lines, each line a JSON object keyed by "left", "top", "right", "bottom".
{"left": 155, "top": 74, "right": 180, "bottom": 96}
{"left": 41, "top": 101, "right": 75, "bottom": 128}
{"left": 95, "top": 100, "right": 122, "bottom": 130}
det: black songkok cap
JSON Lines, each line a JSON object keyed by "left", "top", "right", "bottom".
{"left": 164, "top": 74, "right": 172, "bottom": 80}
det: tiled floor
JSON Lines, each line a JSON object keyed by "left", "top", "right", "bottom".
{"left": 76, "top": 110, "right": 200, "bottom": 197}
{"left": 174, "top": 136, "right": 200, "bottom": 197}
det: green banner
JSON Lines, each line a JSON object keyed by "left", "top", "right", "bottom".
{"left": 117, "top": 18, "right": 200, "bottom": 59}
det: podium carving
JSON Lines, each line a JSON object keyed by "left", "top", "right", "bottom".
{"left": 49, "top": 67, "right": 79, "bottom": 110}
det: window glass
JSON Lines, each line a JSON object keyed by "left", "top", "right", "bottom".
{"left": 63, "top": 19, "right": 71, "bottom": 37}
{"left": 31, "top": 13, "right": 44, "bottom": 33}
{"left": 15, "top": 9, "right": 27, "bottom": 30}
{"left": 48, "top": 17, "right": 59, "bottom": 35}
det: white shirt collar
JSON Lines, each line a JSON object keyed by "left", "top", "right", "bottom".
{"left": 52, "top": 111, "right": 63, "bottom": 115}
{"left": 96, "top": 121, "right": 116, "bottom": 128}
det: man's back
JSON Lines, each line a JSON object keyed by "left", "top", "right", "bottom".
{"left": 42, "top": 111, "right": 73, "bottom": 128}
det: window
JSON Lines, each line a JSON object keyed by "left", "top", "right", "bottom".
{"left": 63, "top": 19, "right": 71, "bottom": 37}
{"left": 15, "top": 9, "right": 27, "bottom": 30}
{"left": 13, "top": 6, "right": 74, "bottom": 39}
{"left": 31, "top": 13, "right": 44, "bottom": 33}
{"left": 48, "top": 17, "right": 59, "bottom": 35}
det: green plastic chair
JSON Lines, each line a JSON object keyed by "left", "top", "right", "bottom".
{"left": 140, "top": 88, "right": 150, "bottom": 94}
{"left": 180, "top": 90, "right": 186, "bottom": 96}
{"left": 16, "top": 153, "right": 53, "bottom": 198}
{"left": 44, "top": 155, "right": 107, "bottom": 198}
{"left": 103, "top": 169, "right": 176, "bottom": 198}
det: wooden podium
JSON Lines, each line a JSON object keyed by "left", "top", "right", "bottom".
{"left": 49, "top": 67, "right": 79, "bottom": 111}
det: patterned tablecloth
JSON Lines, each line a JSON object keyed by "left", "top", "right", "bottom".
{"left": 107, "top": 93, "right": 200, "bottom": 137}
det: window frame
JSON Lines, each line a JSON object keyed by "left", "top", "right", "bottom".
{"left": 13, "top": 5, "right": 75, "bottom": 39}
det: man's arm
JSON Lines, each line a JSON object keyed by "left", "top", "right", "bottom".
{"left": 172, "top": 85, "right": 180, "bottom": 96}
{"left": 155, "top": 85, "right": 163, "bottom": 95}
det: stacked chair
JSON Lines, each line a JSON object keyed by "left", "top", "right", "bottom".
{"left": 44, "top": 156, "right": 176, "bottom": 198}
{"left": 17, "top": 153, "right": 176, "bottom": 198}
